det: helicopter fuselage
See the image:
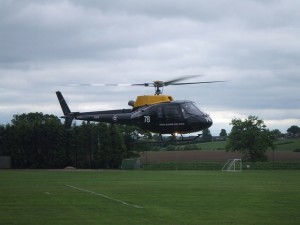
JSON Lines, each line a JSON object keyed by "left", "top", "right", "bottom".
{"left": 131, "top": 101, "right": 212, "bottom": 134}
{"left": 56, "top": 92, "right": 213, "bottom": 134}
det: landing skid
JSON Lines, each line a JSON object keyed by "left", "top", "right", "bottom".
{"left": 134, "top": 133, "right": 202, "bottom": 144}
{"left": 160, "top": 133, "right": 202, "bottom": 142}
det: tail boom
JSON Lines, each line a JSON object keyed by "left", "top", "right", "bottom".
{"left": 56, "top": 91, "right": 133, "bottom": 128}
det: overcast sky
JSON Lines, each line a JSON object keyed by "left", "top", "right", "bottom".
{"left": 1, "top": 0, "right": 299, "bottom": 135}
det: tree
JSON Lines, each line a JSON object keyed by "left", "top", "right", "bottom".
{"left": 225, "top": 115, "right": 275, "bottom": 161}
{"left": 0, "top": 124, "right": 13, "bottom": 157}
{"left": 119, "top": 125, "right": 152, "bottom": 154}
{"left": 219, "top": 129, "right": 227, "bottom": 137}
{"left": 270, "top": 129, "right": 282, "bottom": 138}
{"left": 287, "top": 125, "right": 300, "bottom": 136}
{"left": 109, "top": 124, "right": 126, "bottom": 168}
{"left": 0, "top": 113, "right": 133, "bottom": 169}
{"left": 202, "top": 129, "right": 212, "bottom": 142}
{"left": 7, "top": 112, "right": 68, "bottom": 168}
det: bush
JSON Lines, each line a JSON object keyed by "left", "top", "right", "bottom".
{"left": 151, "top": 146, "right": 161, "bottom": 151}
{"left": 166, "top": 145, "right": 176, "bottom": 151}
{"left": 184, "top": 144, "right": 201, "bottom": 150}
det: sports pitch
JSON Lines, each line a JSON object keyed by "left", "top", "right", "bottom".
{"left": 0, "top": 170, "right": 299, "bottom": 225}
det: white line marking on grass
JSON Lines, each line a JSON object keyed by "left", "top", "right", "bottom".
{"left": 66, "top": 184, "right": 143, "bottom": 209}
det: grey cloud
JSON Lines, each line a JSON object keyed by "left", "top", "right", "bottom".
{"left": 0, "top": 0, "right": 299, "bottom": 134}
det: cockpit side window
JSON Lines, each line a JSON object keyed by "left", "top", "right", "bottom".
{"left": 164, "top": 107, "right": 181, "bottom": 119}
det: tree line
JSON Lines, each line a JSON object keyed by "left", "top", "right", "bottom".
{"left": 1, "top": 112, "right": 299, "bottom": 168}
{"left": 0, "top": 112, "right": 150, "bottom": 169}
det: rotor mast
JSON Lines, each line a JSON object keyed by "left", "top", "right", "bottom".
{"left": 153, "top": 80, "right": 164, "bottom": 95}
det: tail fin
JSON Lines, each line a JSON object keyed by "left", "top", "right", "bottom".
{"left": 56, "top": 91, "right": 74, "bottom": 128}
{"left": 56, "top": 91, "right": 71, "bottom": 115}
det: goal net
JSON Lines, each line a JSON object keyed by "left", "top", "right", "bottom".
{"left": 222, "top": 159, "right": 242, "bottom": 172}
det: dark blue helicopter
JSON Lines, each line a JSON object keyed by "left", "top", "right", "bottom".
{"left": 56, "top": 76, "right": 222, "bottom": 139}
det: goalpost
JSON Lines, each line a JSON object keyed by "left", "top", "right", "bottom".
{"left": 222, "top": 159, "right": 242, "bottom": 172}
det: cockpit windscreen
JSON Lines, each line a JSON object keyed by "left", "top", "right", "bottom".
{"left": 181, "top": 102, "right": 204, "bottom": 116}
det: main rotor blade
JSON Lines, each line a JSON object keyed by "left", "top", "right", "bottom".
{"left": 131, "top": 83, "right": 153, "bottom": 87}
{"left": 164, "top": 75, "right": 204, "bottom": 86}
{"left": 130, "top": 75, "right": 205, "bottom": 87}
{"left": 64, "top": 83, "right": 133, "bottom": 87}
{"left": 63, "top": 76, "right": 224, "bottom": 90}
{"left": 168, "top": 81, "right": 225, "bottom": 85}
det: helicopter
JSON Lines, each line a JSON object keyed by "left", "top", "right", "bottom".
{"left": 56, "top": 76, "right": 223, "bottom": 140}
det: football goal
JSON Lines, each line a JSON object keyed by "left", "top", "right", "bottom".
{"left": 222, "top": 159, "right": 242, "bottom": 172}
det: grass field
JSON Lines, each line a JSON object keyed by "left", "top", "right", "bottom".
{"left": 192, "top": 138, "right": 300, "bottom": 151}
{"left": 0, "top": 170, "right": 299, "bottom": 225}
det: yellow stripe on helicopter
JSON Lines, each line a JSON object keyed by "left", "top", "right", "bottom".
{"left": 132, "top": 95, "right": 174, "bottom": 108}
